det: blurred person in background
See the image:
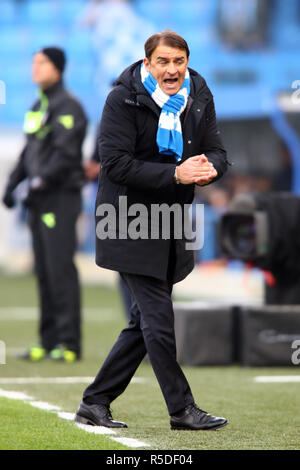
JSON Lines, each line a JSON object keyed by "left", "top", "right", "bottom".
{"left": 2, "top": 47, "right": 87, "bottom": 362}
{"left": 217, "top": 0, "right": 273, "bottom": 50}
{"left": 80, "top": 0, "right": 154, "bottom": 102}
{"left": 75, "top": 30, "right": 229, "bottom": 431}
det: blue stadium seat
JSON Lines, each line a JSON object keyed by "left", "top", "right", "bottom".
{"left": 29, "top": 29, "right": 66, "bottom": 54}
{"left": 0, "top": 26, "right": 30, "bottom": 56}
{"left": 23, "top": 0, "right": 58, "bottom": 25}
{"left": 65, "top": 61, "right": 93, "bottom": 88}
{"left": 172, "top": 0, "right": 215, "bottom": 24}
{"left": 0, "top": 0, "right": 15, "bottom": 24}
{"left": 60, "top": 0, "right": 87, "bottom": 21}
{"left": 64, "top": 30, "right": 94, "bottom": 57}
{"left": 1, "top": 0, "right": 300, "bottom": 126}
{"left": 135, "top": 0, "right": 170, "bottom": 26}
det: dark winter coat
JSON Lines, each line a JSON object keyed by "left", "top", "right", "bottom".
{"left": 6, "top": 80, "right": 87, "bottom": 196}
{"left": 95, "top": 60, "right": 228, "bottom": 283}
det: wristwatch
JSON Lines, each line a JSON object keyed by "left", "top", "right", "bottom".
{"left": 174, "top": 167, "right": 180, "bottom": 184}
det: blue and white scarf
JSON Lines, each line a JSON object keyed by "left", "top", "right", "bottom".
{"left": 140, "top": 62, "right": 190, "bottom": 162}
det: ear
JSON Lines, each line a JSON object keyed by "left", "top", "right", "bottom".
{"left": 143, "top": 57, "right": 150, "bottom": 71}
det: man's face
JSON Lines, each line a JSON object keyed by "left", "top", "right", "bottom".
{"left": 32, "top": 52, "right": 60, "bottom": 88}
{"left": 143, "top": 43, "right": 189, "bottom": 96}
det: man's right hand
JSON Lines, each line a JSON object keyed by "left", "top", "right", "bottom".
{"left": 2, "top": 187, "right": 15, "bottom": 209}
{"left": 83, "top": 160, "right": 101, "bottom": 181}
{"left": 176, "top": 154, "right": 217, "bottom": 185}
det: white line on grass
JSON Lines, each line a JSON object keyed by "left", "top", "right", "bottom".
{"left": 0, "top": 376, "right": 147, "bottom": 385}
{"left": 0, "top": 389, "right": 33, "bottom": 400}
{"left": 111, "top": 437, "right": 150, "bottom": 448}
{"left": 75, "top": 423, "right": 116, "bottom": 435}
{"left": 29, "top": 401, "right": 61, "bottom": 411}
{"left": 0, "top": 388, "right": 151, "bottom": 448}
{"left": 57, "top": 411, "right": 75, "bottom": 421}
{"left": 254, "top": 376, "right": 300, "bottom": 383}
{"left": 0, "top": 307, "right": 117, "bottom": 322}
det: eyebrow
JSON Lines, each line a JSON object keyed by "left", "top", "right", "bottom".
{"left": 156, "top": 56, "right": 185, "bottom": 61}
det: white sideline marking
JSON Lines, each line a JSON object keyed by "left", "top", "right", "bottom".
{"left": 0, "top": 389, "right": 33, "bottom": 400}
{"left": 0, "top": 388, "right": 151, "bottom": 448}
{"left": 0, "top": 377, "right": 95, "bottom": 384}
{"left": 112, "top": 437, "right": 150, "bottom": 448}
{"left": 131, "top": 377, "right": 146, "bottom": 384}
{"left": 75, "top": 423, "right": 116, "bottom": 435}
{"left": 254, "top": 376, "right": 300, "bottom": 383}
{"left": 0, "top": 376, "right": 146, "bottom": 385}
{"left": 29, "top": 401, "right": 61, "bottom": 411}
{"left": 57, "top": 412, "right": 75, "bottom": 421}
{"left": 0, "top": 307, "right": 116, "bottom": 322}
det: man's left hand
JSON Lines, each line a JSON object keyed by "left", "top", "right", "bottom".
{"left": 194, "top": 154, "right": 217, "bottom": 186}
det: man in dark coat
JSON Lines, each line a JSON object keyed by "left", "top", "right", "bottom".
{"left": 2, "top": 47, "right": 87, "bottom": 362}
{"left": 75, "top": 31, "right": 229, "bottom": 430}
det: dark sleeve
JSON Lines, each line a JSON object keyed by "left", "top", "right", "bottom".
{"left": 6, "top": 145, "right": 28, "bottom": 191}
{"left": 200, "top": 97, "right": 229, "bottom": 184}
{"left": 91, "top": 132, "right": 100, "bottom": 163}
{"left": 39, "top": 100, "right": 87, "bottom": 184}
{"left": 98, "top": 88, "right": 176, "bottom": 190}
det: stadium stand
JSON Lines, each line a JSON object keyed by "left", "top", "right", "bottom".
{"left": 1, "top": 0, "right": 300, "bottom": 126}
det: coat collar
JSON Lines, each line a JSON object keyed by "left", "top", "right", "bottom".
{"left": 126, "top": 61, "right": 211, "bottom": 124}
{"left": 42, "top": 79, "right": 64, "bottom": 98}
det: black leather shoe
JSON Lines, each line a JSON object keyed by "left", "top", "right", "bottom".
{"left": 170, "top": 404, "right": 228, "bottom": 431}
{"left": 74, "top": 402, "right": 127, "bottom": 428}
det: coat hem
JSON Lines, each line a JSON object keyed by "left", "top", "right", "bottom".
{"left": 95, "top": 257, "right": 194, "bottom": 284}
{"left": 96, "top": 258, "right": 167, "bottom": 281}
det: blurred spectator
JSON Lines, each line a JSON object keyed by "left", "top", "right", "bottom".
{"left": 2, "top": 47, "right": 87, "bottom": 363}
{"left": 273, "top": 147, "right": 292, "bottom": 191}
{"left": 217, "top": 0, "right": 273, "bottom": 49}
{"left": 79, "top": 0, "right": 154, "bottom": 100}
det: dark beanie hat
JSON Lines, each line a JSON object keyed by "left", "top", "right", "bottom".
{"left": 39, "top": 47, "right": 66, "bottom": 73}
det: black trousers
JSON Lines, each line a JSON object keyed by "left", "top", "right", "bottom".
{"left": 118, "top": 273, "right": 132, "bottom": 321}
{"left": 83, "top": 243, "right": 194, "bottom": 415}
{"left": 27, "top": 190, "right": 81, "bottom": 355}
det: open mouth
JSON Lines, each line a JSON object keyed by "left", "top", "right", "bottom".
{"left": 163, "top": 78, "right": 178, "bottom": 86}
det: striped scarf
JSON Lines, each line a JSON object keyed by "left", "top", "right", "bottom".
{"left": 140, "top": 62, "right": 190, "bottom": 162}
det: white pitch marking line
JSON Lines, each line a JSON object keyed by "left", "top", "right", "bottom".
{"left": 0, "top": 307, "right": 116, "bottom": 322}
{"left": 131, "top": 377, "right": 146, "bottom": 384}
{"left": 0, "top": 376, "right": 147, "bottom": 385}
{"left": 112, "top": 437, "right": 150, "bottom": 448}
{"left": 0, "top": 377, "right": 95, "bottom": 384}
{"left": 75, "top": 423, "right": 116, "bottom": 435}
{"left": 254, "top": 376, "right": 300, "bottom": 383}
{"left": 0, "top": 389, "right": 33, "bottom": 400}
{"left": 0, "top": 388, "right": 151, "bottom": 448}
{"left": 29, "top": 401, "right": 61, "bottom": 411}
{"left": 57, "top": 412, "right": 75, "bottom": 421}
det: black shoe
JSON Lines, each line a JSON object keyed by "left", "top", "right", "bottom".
{"left": 170, "top": 404, "right": 228, "bottom": 431}
{"left": 74, "top": 402, "right": 127, "bottom": 428}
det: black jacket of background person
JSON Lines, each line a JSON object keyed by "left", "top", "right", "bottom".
{"left": 96, "top": 60, "right": 228, "bottom": 283}
{"left": 5, "top": 80, "right": 87, "bottom": 199}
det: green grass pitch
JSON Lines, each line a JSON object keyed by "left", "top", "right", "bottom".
{"left": 0, "top": 273, "right": 300, "bottom": 450}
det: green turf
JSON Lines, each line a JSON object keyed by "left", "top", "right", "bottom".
{"left": 0, "top": 274, "right": 300, "bottom": 450}
{"left": 0, "top": 397, "right": 129, "bottom": 450}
